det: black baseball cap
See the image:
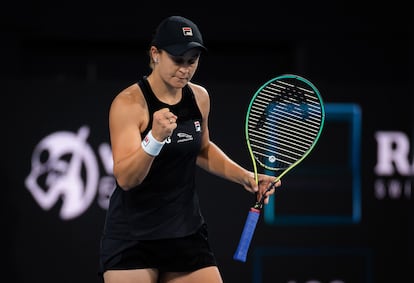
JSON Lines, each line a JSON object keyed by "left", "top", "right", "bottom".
{"left": 151, "top": 16, "right": 207, "bottom": 56}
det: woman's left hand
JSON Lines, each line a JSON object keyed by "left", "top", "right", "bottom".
{"left": 242, "top": 172, "right": 281, "bottom": 205}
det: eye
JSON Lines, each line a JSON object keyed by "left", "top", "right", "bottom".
{"left": 172, "top": 57, "right": 185, "bottom": 65}
{"left": 170, "top": 55, "right": 198, "bottom": 65}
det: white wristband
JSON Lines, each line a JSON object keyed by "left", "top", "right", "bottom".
{"left": 141, "top": 130, "right": 165, "bottom": 156}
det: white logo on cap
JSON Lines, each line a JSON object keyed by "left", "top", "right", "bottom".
{"left": 182, "top": 27, "right": 193, "bottom": 36}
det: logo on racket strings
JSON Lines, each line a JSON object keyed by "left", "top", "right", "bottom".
{"left": 268, "top": 155, "right": 277, "bottom": 163}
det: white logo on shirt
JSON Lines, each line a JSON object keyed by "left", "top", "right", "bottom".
{"left": 177, "top": 132, "right": 193, "bottom": 143}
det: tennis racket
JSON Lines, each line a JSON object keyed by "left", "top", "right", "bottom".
{"left": 233, "top": 74, "right": 325, "bottom": 262}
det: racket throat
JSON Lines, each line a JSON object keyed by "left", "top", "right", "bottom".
{"left": 253, "top": 202, "right": 263, "bottom": 210}
{"left": 255, "top": 182, "right": 277, "bottom": 209}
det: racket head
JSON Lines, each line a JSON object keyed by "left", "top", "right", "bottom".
{"left": 245, "top": 74, "right": 325, "bottom": 183}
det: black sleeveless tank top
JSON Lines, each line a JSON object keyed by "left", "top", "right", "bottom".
{"left": 103, "top": 76, "right": 205, "bottom": 240}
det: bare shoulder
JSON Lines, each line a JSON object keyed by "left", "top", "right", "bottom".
{"left": 109, "top": 83, "right": 149, "bottom": 130}
{"left": 111, "top": 83, "right": 145, "bottom": 108}
{"left": 188, "top": 82, "right": 210, "bottom": 105}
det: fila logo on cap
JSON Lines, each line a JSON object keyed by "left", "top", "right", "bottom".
{"left": 182, "top": 27, "right": 193, "bottom": 36}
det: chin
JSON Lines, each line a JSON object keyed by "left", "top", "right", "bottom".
{"left": 174, "top": 78, "right": 189, "bottom": 86}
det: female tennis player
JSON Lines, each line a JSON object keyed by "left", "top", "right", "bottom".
{"left": 98, "top": 15, "right": 281, "bottom": 283}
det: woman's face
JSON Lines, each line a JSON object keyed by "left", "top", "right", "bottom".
{"left": 157, "top": 48, "right": 201, "bottom": 88}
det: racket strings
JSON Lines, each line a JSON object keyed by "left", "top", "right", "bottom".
{"left": 250, "top": 110, "right": 320, "bottom": 144}
{"left": 247, "top": 79, "right": 324, "bottom": 171}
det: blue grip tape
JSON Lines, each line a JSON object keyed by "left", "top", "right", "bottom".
{"left": 233, "top": 209, "right": 260, "bottom": 262}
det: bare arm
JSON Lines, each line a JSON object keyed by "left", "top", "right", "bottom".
{"left": 192, "top": 83, "right": 280, "bottom": 202}
{"left": 197, "top": 141, "right": 267, "bottom": 195}
{"left": 109, "top": 84, "right": 176, "bottom": 190}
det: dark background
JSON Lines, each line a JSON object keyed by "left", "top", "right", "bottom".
{"left": 3, "top": 1, "right": 413, "bottom": 283}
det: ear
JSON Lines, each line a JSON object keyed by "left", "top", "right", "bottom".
{"left": 150, "top": 46, "right": 160, "bottom": 63}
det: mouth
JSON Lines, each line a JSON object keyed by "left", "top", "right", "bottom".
{"left": 176, "top": 77, "right": 190, "bottom": 83}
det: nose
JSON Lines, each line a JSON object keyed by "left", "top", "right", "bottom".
{"left": 179, "top": 65, "right": 191, "bottom": 74}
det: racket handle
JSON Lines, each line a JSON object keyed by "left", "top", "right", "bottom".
{"left": 233, "top": 208, "right": 260, "bottom": 262}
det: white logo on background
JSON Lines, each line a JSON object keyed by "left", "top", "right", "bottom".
{"left": 25, "top": 125, "right": 115, "bottom": 220}
{"left": 375, "top": 131, "right": 413, "bottom": 175}
{"left": 374, "top": 131, "right": 412, "bottom": 199}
